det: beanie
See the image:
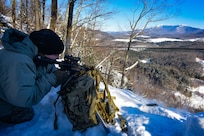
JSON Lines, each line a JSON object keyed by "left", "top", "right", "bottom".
{"left": 29, "top": 29, "right": 64, "bottom": 55}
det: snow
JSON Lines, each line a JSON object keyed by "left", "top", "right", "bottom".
{"left": 137, "top": 35, "right": 150, "bottom": 38}
{"left": 147, "top": 38, "right": 183, "bottom": 43}
{"left": 113, "top": 39, "right": 139, "bottom": 42}
{"left": 139, "top": 59, "right": 151, "bottom": 64}
{"left": 1, "top": 84, "right": 204, "bottom": 136}
{"left": 196, "top": 57, "right": 204, "bottom": 76}
{"left": 188, "top": 38, "right": 204, "bottom": 42}
{"left": 112, "top": 37, "right": 204, "bottom": 43}
{"left": 0, "top": 14, "right": 13, "bottom": 28}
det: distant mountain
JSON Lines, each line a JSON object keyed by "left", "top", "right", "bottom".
{"left": 143, "top": 25, "right": 204, "bottom": 38}
{"left": 106, "top": 25, "right": 204, "bottom": 39}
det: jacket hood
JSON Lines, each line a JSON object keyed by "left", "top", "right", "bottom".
{"left": 1, "top": 28, "right": 38, "bottom": 58}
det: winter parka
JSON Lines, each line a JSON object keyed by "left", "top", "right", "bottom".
{"left": 0, "top": 29, "right": 57, "bottom": 117}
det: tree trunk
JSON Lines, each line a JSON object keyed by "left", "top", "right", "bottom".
{"left": 25, "top": 0, "right": 29, "bottom": 32}
{"left": 50, "top": 0, "right": 57, "bottom": 31}
{"left": 64, "top": 0, "right": 76, "bottom": 55}
{"left": 120, "top": 40, "right": 131, "bottom": 88}
{"left": 0, "top": 0, "right": 6, "bottom": 14}
{"left": 19, "top": 0, "right": 24, "bottom": 30}
{"left": 11, "top": 0, "right": 16, "bottom": 28}
{"left": 34, "top": 0, "right": 41, "bottom": 30}
{"left": 42, "top": 0, "right": 46, "bottom": 28}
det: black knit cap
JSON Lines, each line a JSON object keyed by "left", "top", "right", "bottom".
{"left": 29, "top": 29, "right": 64, "bottom": 55}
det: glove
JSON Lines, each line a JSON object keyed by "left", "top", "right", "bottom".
{"left": 54, "top": 70, "right": 68, "bottom": 87}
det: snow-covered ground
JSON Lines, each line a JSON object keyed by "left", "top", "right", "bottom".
{"left": 113, "top": 37, "right": 204, "bottom": 43}
{"left": 147, "top": 37, "right": 183, "bottom": 43}
{"left": 147, "top": 37, "right": 204, "bottom": 43}
{"left": 196, "top": 58, "right": 204, "bottom": 76}
{"left": 0, "top": 14, "right": 13, "bottom": 29}
{"left": 1, "top": 84, "right": 204, "bottom": 136}
{"left": 113, "top": 39, "right": 139, "bottom": 43}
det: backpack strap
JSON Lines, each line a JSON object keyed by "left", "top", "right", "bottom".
{"left": 88, "top": 68, "right": 128, "bottom": 131}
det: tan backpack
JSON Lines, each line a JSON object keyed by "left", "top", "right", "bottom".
{"left": 54, "top": 67, "right": 127, "bottom": 132}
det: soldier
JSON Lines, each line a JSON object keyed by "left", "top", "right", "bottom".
{"left": 0, "top": 28, "right": 65, "bottom": 124}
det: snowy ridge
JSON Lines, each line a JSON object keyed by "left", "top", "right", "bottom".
{"left": 1, "top": 84, "right": 204, "bottom": 136}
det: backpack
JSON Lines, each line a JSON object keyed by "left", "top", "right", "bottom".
{"left": 54, "top": 67, "right": 127, "bottom": 132}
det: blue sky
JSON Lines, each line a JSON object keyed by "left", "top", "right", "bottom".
{"left": 102, "top": 0, "right": 204, "bottom": 31}
{"left": 6, "top": 0, "right": 204, "bottom": 31}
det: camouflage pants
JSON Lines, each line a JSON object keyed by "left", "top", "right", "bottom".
{"left": 0, "top": 107, "right": 34, "bottom": 124}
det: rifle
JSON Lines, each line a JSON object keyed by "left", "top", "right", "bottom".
{"left": 33, "top": 55, "right": 93, "bottom": 72}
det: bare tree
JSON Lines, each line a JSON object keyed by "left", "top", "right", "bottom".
{"left": 25, "top": 0, "right": 29, "bottom": 32}
{"left": 34, "top": 0, "right": 41, "bottom": 30}
{"left": 50, "top": 0, "right": 57, "bottom": 31}
{"left": 27, "top": 0, "right": 36, "bottom": 32}
{"left": 77, "top": 0, "right": 112, "bottom": 59}
{"left": 0, "top": 0, "right": 9, "bottom": 15}
{"left": 66, "top": 0, "right": 113, "bottom": 64}
{"left": 120, "top": 0, "right": 181, "bottom": 88}
{"left": 19, "top": 0, "right": 27, "bottom": 30}
{"left": 41, "top": 0, "right": 46, "bottom": 28}
{"left": 64, "top": 0, "right": 77, "bottom": 55}
{"left": 11, "top": 0, "right": 16, "bottom": 28}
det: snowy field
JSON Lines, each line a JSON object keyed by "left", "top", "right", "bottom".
{"left": 1, "top": 84, "right": 204, "bottom": 136}
{"left": 113, "top": 37, "right": 204, "bottom": 43}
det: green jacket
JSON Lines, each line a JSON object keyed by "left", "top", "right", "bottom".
{"left": 0, "top": 29, "right": 57, "bottom": 116}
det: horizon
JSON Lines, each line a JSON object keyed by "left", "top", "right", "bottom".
{"left": 103, "top": 24, "right": 204, "bottom": 32}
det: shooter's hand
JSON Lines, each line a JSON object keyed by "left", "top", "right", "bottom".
{"left": 54, "top": 70, "right": 68, "bottom": 87}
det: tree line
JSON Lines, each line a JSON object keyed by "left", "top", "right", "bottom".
{"left": 0, "top": 0, "right": 112, "bottom": 57}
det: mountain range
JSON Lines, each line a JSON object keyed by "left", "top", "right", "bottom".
{"left": 106, "top": 25, "right": 204, "bottom": 39}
